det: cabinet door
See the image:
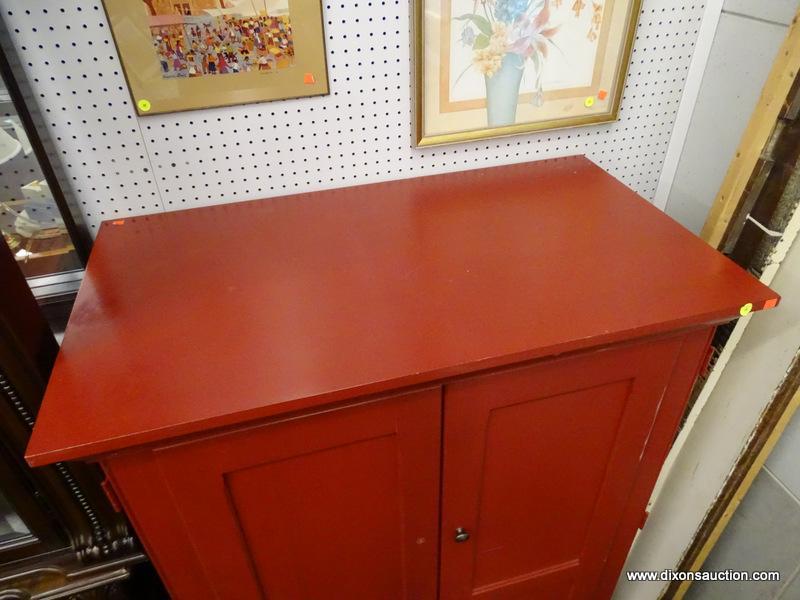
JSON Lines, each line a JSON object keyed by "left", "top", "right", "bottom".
{"left": 440, "top": 336, "right": 687, "bottom": 600}
{"left": 111, "top": 387, "right": 441, "bottom": 600}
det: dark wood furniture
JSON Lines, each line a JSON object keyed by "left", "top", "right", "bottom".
{"left": 25, "top": 157, "right": 778, "bottom": 599}
{"left": 0, "top": 241, "right": 148, "bottom": 598}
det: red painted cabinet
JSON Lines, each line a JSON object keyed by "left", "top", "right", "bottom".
{"left": 106, "top": 387, "right": 442, "bottom": 599}
{"left": 439, "top": 334, "right": 703, "bottom": 600}
{"left": 25, "top": 158, "right": 779, "bottom": 599}
{"left": 100, "top": 330, "right": 712, "bottom": 600}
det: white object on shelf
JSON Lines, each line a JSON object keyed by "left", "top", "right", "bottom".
{"left": 0, "top": 125, "right": 21, "bottom": 165}
{"left": 6, "top": 118, "right": 32, "bottom": 156}
{"left": 21, "top": 179, "right": 53, "bottom": 205}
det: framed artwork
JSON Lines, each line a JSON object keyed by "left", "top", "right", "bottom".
{"left": 103, "top": 0, "right": 329, "bottom": 115}
{"left": 414, "top": 0, "right": 641, "bottom": 146}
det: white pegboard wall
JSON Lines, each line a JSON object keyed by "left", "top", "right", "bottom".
{"left": 0, "top": 0, "right": 705, "bottom": 234}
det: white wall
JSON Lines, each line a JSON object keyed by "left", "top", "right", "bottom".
{"left": 0, "top": 1, "right": 709, "bottom": 234}
{"left": 664, "top": 0, "right": 796, "bottom": 234}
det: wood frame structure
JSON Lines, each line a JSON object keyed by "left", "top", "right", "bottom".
{"left": 700, "top": 12, "right": 800, "bottom": 248}
{"left": 671, "top": 363, "right": 800, "bottom": 599}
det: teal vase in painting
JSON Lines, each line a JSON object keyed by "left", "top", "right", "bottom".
{"left": 484, "top": 53, "right": 524, "bottom": 128}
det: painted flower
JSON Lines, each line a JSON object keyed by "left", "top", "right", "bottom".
{"left": 473, "top": 22, "right": 510, "bottom": 77}
{"left": 473, "top": 46, "right": 503, "bottom": 77}
{"left": 460, "top": 25, "right": 476, "bottom": 47}
{"left": 489, "top": 22, "right": 510, "bottom": 49}
{"left": 494, "top": 0, "right": 530, "bottom": 23}
{"left": 507, "top": 4, "right": 559, "bottom": 58}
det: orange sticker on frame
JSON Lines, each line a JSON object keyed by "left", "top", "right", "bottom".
{"left": 303, "top": 73, "right": 315, "bottom": 84}
{"left": 111, "top": 220, "right": 125, "bottom": 225}
{"left": 597, "top": 89, "right": 608, "bottom": 100}
{"left": 763, "top": 298, "right": 778, "bottom": 309}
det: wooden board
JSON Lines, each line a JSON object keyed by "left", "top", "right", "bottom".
{"left": 26, "top": 156, "right": 778, "bottom": 465}
{"left": 673, "top": 357, "right": 800, "bottom": 599}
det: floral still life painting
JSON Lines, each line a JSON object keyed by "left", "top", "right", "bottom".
{"left": 103, "top": 0, "right": 328, "bottom": 115}
{"left": 415, "top": 0, "right": 640, "bottom": 146}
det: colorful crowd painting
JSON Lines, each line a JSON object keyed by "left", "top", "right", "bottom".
{"left": 150, "top": 14, "right": 294, "bottom": 79}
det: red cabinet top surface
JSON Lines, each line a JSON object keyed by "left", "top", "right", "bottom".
{"left": 26, "top": 157, "right": 778, "bottom": 465}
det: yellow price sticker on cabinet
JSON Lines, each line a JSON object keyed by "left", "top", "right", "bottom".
{"left": 584, "top": 96, "right": 595, "bottom": 108}
{"left": 739, "top": 302, "right": 753, "bottom": 316}
{"left": 137, "top": 99, "right": 152, "bottom": 112}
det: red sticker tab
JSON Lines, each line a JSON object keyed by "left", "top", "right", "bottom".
{"left": 597, "top": 89, "right": 608, "bottom": 100}
{"left": 303, "top": 72, "right": 315, "bottom": 84}
{"left": 111, "top": 220, "right": 125, "bottom": 225}
{"left": 764, "top": 298, "right": 778, "bottom": 309}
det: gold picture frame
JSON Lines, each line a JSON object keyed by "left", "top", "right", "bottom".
{"left": 103, "top": 0, "right": 329, "bottom": 116}
{"left": 414, "top": 0, "right": 641, "bottom": 147}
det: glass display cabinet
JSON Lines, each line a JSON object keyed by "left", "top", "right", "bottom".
{"left": 0, "top": 39, "right": 89, "bottom": 301}
{"left": 0, "top": 488, "right": 35, "bottom": 556}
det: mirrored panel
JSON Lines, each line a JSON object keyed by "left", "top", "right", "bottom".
{"left": 0, "top": 79, "right": 82, "bottom": 281}
{"left": 0, "top": 487, "right": 34, "bottom": 550}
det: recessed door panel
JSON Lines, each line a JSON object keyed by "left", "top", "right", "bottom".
{"left": 473, "top": 379, "right": 631, "bottom": 589}
{"left": 227, "top": 435, "right": 404, "bottom": 598}
{"left": 440, "top": 337, "right": 686, "bottom": 600}
{"left": 151, "top": 387, "right": 441, "bottom": 599}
